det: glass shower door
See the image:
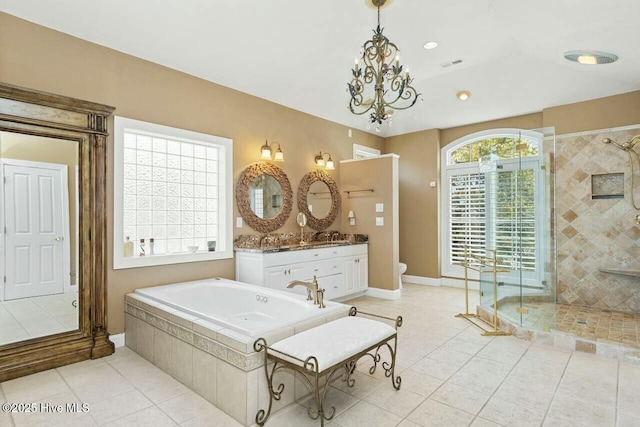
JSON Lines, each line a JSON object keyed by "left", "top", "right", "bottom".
{"left": 479, "top": 128, "right": 557, "bottom": 332}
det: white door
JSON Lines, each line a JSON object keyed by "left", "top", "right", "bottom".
{"left": 4, "top": 163, "right": 67, "bottom": 300}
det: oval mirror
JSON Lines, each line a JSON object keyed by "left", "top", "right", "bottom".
{"left": 308, "top": 181, "right": 332, "bottom": 219}
{"left": 236, "top": 163, "right": 292, "bottom": 233}
{"left": 297, "top": 170, "right": 341, "bottom": 230}
{"left": 250, "top": 174, "right": 283, "bottom": 220}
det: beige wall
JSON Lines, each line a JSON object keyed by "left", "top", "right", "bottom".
{"left": 0, "top": 13, "right": 383, "bottom": 334}
{"left": 544, "top": 91, "right": 640, "bottom": 136}
{"left": 340, "top": 155, "right": 398, "bottom": 290}
{"left": 383, "top": 129, "right": 440, "bottom": 278}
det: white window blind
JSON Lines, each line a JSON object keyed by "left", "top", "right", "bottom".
{"left": 449, "top": 168, "right": 538, "bottom": 272}
{"left": 487, "top": 168, "right": 536, "bottom": 271}
{"left": 449, "top": 172, "right": 487, "bottom": 265}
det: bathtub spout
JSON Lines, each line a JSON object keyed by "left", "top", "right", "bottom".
{"left": 287, "top": 277, "right": 323, "bottom": 306}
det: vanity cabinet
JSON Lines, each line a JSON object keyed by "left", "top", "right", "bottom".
{"left": 235, "top": 244, "right": 368, "bottom": 300}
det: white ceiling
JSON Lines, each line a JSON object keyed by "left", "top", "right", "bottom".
{"left": 2, "top": 0, "right": 639, "bottom": 137}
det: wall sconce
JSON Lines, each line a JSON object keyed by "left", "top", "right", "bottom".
{"left": 314, "top": 151, "right": 335, "bottom": 170}
{"left": 348, "top": 210, "right": 356, "bottom": 226}
{"left": 260, "top": 140, "right": 284, "bottom": 162}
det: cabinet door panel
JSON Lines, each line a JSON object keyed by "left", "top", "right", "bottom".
{"left": 317, "top": 274, "right": 344, "bottom": 301}
{"left": 344, "top": 257, "right": 356, "bottom": 294}
{"left": 356, "top": 258, "right": 368, "bottom": 291}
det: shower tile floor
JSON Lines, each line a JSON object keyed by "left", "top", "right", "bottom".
{"left": 499, "top": 301, "right": 640, "bottom": 349}
{"left": 1, "top": 283, "right": 639, "bottom": 427}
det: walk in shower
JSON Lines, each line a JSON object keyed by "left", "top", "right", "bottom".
{"left": 469, "top": 126, "right": 640, "bottom": 355}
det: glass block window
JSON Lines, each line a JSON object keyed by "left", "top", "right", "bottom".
{"left": 114, "top": 117, "right": 233, "bottom": 269}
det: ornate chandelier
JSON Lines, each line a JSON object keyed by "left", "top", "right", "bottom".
{"left": 348, "top": 0, "right": 420, "bottom": 131}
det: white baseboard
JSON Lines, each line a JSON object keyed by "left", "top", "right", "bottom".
{"left": 110, "top": 333, "right": 125, "bottom": 348}
{"left": 402, "top": 275, "right": 441, "bottom": 287}
{"left": 366, "top": 287, "right": 402, "bottom": 300}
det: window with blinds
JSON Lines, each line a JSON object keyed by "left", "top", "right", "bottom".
{"left": 442, "top": 131, "right": 543, "bottom": 281}
{"left": 449, "top": 172, "right": 487, "bottom": 265}
{"left": 486, "top": 168, "right": 536, "bottom": 271}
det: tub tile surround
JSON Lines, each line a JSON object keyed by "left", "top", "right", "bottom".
{"left": 124, "top": 292, "right": 349, "bottom": 425}
{"left": 1, "top": 284, "right": 640, "bottom": 426}
{"left": 556, "top": 126, "right": 640, "bottom": 314}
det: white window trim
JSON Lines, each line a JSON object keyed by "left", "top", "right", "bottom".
{"left": 353, "top": 143, "right": 380, "bottom": 159}
{"left": 113, "top": 117, "right": 233, "bottom": 269}
{"left": 440, "top": 128, "right": 545, "bottom": 286}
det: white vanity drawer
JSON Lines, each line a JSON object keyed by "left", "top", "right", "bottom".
{"left": 339, "top": 244, "right": 368, "bottom": 257}
{"left": 308, "top": 259, "right": 344, "bottom": 278}
{"left": 263, "top": 246, "right": 345, "bottom": 267}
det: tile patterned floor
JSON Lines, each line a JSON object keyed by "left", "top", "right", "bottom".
{"left": 1, "top": 283, "right": 639, "bottom": 427}
{"left": 0, "top": 292, "right": 78, "bottom": 346}
{"left": 500, "top": 301, "right": 640, "bottom": 349}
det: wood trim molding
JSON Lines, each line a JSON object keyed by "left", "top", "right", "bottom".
{"left": 0, "top": 82, "right": 115, "bottom": 381}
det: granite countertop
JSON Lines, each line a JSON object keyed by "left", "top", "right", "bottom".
{"left": 234, "top": 240, "right": 368, "bottom": 254}
{"left": 233, "top": 232, "right": 368, "bottom": 254}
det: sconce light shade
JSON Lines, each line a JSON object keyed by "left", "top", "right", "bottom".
{"left": 315, "top": 151, "right": 335, "bottom": 170}
{"left": 273, "top": 147, "right": 284, "bottom": 162}
{"left": 348, "top": 210, "right": 356, "bottom": 225}
{"left": 326, "top": 157, "right": 335, "bottom": 170}
{"left": 261, "top": 143, "right": 272, "bottom": 159}
{"left": 260, "top": 140, "right": 284, "bottom": 162}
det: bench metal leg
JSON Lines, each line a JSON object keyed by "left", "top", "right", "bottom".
{"left": 254, "top": 338, "right": 285, "bottom": 426}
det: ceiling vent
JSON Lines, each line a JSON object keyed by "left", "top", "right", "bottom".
{"left": 442, "top": 59, "right": 464, "bottom": 68}
{"left": 564, "top": 50, "right": 618, "bottom": 65}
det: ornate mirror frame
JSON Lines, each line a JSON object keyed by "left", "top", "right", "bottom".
{"left": 0, "top": 82, "right": 115, "bottom": 381}
{"left": 236, "top": 162, "right": 293, "bottom": 233}
{"left": 297, "top": 170, "right": 341, "bottom": 230}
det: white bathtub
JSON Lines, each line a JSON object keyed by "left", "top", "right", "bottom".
{"left": 134, "top": 277, "right": 346, "bottom": 337}
{"left": 126, "top": 277, "right": 349, "bottom": 425}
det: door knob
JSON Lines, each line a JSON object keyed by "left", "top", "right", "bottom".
{"left": 54, "top": 236, "right": 64, "bottom": 241}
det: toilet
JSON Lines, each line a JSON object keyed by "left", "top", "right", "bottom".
{"left": 399, "top": 262, "right": 407, "bottom": 289}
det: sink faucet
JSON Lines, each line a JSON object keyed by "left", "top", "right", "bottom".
{"left": 286, "top": 276, "right": 325, "bottom": 308}
{"left": 331, "top": 231, "right": 341, "bottom": 242}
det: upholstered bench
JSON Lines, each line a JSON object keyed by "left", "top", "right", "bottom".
{"left": 253, "top": 307, "right": 402, "bottom": 426}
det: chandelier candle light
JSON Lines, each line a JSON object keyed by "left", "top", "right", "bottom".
{"left": 348, "top": 0, "right": 420, "bottom": 131}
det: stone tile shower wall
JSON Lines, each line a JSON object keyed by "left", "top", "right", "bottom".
{"left": 556, "top": 126, "right": 640, "bottom": 313}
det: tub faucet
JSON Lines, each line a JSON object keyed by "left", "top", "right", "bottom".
{"left": 287, "top": 276, "right": 325, "bottom": 308}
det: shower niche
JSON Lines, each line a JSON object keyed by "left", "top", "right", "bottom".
{"left": 591, "top": 172, "right": 624, "bottom": 200}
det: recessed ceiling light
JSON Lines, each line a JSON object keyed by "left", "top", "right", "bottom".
{"left": 456, "top": 90, "right": 471, "bottom": 101}
{"left": 423, "top": 41, "right": 438, "bottom": 50}
{"left": 563, "top": 50, "right": 618, "bottom": 65}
